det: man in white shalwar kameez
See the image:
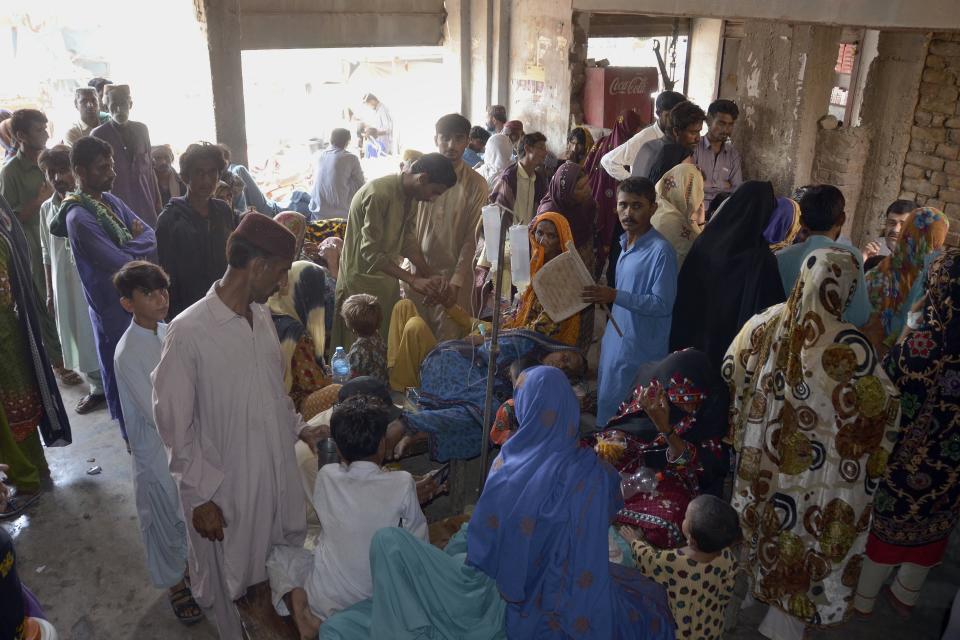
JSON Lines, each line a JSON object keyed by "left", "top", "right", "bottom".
{"left": 153, "top": 212, "right": 323, "bottom": 638}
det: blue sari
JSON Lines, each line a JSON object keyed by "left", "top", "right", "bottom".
{"left": 322, "top": 367, "right": 674, "bottom": 640}
{"left": 404, "top": 329, "right": 579, "bottom": 461}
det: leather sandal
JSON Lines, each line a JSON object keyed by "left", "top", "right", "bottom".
{"left": 75, "top": 393, "right": 106, "bottom": 414}
{"left": 169, "top": 587, "right": 204, "bottom": 625}
{"left": 54, "top": 368, "right": 83, "bottom": 386}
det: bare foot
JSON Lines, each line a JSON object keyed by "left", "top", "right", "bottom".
{"left": 414, "top": 474, "right": 447, "bottom": 505}
{"left": 385, "top": 419, "right": 406, "bottom": 459}
{"left": 393, "top": 431, "right": 428, "bottom": 459}
{"left": 290, "top": 588, "right": 321, "bottom": 640}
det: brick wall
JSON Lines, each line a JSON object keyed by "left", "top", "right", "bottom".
{"left": 900, "top": 33, "right": 960, "bottom": 246}
{"left": 811, "top": 126, "right": 871, "bottom": 239}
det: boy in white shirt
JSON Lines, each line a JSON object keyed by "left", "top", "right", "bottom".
{"left": 267, "top": 395, "right": 428, "bottom": 638}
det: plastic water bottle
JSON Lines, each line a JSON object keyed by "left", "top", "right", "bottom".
{"left": 331, "top": 347, "right": 351, "bottom": 383}
{"left": 620, "top": 467, "right": 659, "bottom": 500}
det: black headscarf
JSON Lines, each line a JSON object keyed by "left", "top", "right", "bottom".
{"left": 646, "top": 143, "right": 693, "bottom": 184}
{"left": 669, "top": 181, "right": 786, "bottom": 369}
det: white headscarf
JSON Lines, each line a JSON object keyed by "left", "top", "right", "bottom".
{"left": 479, "top": 133, "right": 514, "bottom": 186}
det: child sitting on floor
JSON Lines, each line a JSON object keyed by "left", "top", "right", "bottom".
{"left": 341, "top": 293, "right": 388, "bottom": 383}
{"left": 266, "top": 395, "right": 428, "bottom": 638}
{"left": 620, "top": 494, "right": 740, "bottom": 640}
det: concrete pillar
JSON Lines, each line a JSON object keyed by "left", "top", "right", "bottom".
{"left": 851, "top": 31, "right": 929, "bottom": 246}
{"left": 198, "top": 0, "right": 248, "bottom": 167}
{"left": 444, "top": 0, "right": 471, "bottom": 117}
{"left": 493, "top": 0, "right": 512, "bottom": 108}
{"left": 507, "top": 0, "right": 574, "bottom": 153}
{"left": 459, "top": 0, "right": 512, "bottom": 124}
{"left": 466, "top": 0, "right": 492, "bottom": 123}
{"left": 568, "top": 11, "right": 590, "bottom": 126}
{"left": 731, "top": 22, "right": 840, "bottom": 197}
{"left": 687, "top": 18, "right": 723, "bottom": 109}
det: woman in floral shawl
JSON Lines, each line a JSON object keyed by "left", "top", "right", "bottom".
{"left": 273, "top": 210, "right": 307, "bottom": 257}
{"left": 855, "top": 248, "right": 960, "bottom": 618}
{"left": 864, "top": 207, "right": 948, "bottom": 349}
{"left": 650, "top": 163, "right": 705, "bottom": 268}
{"left": 267, "top": 260, "right": 337, "bottom": 420}
{"left": 723, "top": 247, "right": 900, "bottom": 639}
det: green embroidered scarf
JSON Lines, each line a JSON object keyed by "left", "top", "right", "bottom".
{"left": 49, "top": 191, "right": 132, "bottom": 246}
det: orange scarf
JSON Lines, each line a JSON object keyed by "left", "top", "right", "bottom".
{"left": 504, "top": 212, "right": 580, "bottom": 345}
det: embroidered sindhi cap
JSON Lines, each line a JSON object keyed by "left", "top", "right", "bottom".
{"left": 230, "top": 212, "right": 297, "bottom": 261}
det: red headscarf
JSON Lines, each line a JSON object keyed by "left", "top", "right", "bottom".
{"left": 503, "top": 212, "right": 580, "bottom": 346}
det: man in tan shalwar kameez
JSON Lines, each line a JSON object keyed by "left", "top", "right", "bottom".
{"left": 402, "top": 114, "right": 488, "bottom": 341}
{"left": 153, "top": 212, "right": 323, "bottom": 637}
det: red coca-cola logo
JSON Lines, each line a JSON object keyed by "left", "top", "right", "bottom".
{"left": 609, "top": 77, "right": 650, "bottom": 95}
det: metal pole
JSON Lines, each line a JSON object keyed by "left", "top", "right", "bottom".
{"left": 477, "top": 205, "right": 513, "bottom": 496}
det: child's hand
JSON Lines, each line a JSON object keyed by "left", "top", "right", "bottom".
{"left": 618, "top": 525, "right": 640, "bottom": 544}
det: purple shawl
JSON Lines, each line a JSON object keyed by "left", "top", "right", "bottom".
{"left": 536, "top": 161, "right": 597, "bottom": 247}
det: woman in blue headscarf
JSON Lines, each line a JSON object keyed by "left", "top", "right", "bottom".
{"left": 321, "top": 366, "right": 675, "bottom": 640}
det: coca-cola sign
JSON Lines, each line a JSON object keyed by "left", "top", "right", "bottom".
{"left": 609, "top": 76, "right": 650, "bottom": 95}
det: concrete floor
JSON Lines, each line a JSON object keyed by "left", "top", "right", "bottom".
{"left": 4, "top": 380, "right": 958, "bottom": 640}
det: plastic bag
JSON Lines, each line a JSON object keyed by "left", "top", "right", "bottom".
{"left": 482, "top": 205, "right": 503, "bottom": 267}
{"left": 509, "top": 224, "right": 531, "bottom": 289}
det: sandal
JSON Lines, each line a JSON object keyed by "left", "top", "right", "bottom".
{"left": 54, "top": 368, "right": 83, "bottom": 386}
{"left": 169, "top": 587, "right": 204, "bottom": 625}
{"left": 75, "top": 393, "right": 106, "bottom": 415}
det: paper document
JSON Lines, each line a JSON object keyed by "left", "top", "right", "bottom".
{"left": 532, "top": 248, "right": 593, "bottom": 322}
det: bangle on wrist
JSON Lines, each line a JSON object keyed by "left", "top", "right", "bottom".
{"left": 665, "top": 445, "right": 688, "bottom": 465}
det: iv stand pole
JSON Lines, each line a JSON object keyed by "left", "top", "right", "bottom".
{"left": 477, "top": 204, "right": 514, "bottom": 497}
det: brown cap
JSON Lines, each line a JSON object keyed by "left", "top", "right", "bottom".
{"left": 231, "top": 212, "right": 297, "bottom": 261}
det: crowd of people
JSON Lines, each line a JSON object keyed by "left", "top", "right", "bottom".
{"left": 0, "top": 74, "right": 959, "bottom": 640}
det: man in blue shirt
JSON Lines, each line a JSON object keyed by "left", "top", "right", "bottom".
{"left": 775, "top": 184, "right": 871, "bottom": 327}
{"left": 462, "top": 126, "right": 489, "bottom": 168}
{"left": 584, "top": 177, "right": 678, "bottom": 426}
